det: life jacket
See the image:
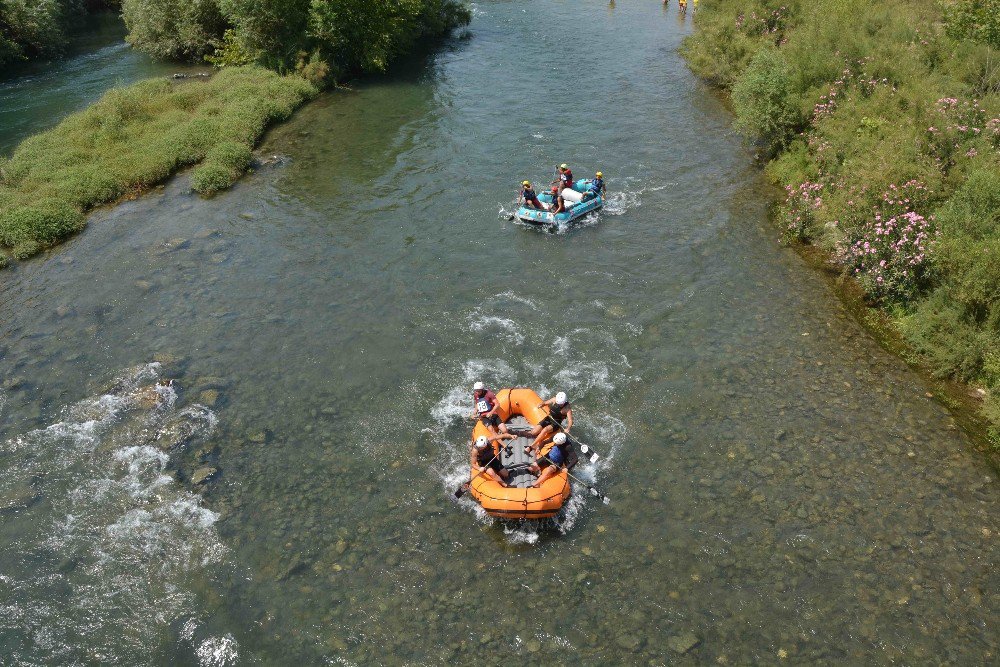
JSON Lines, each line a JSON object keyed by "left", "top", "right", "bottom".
{"left": 549, "top": 401, "right": 570, "bottom": 422}
{"left": 523, "top": 187, "right": 538, "bottom": 200}
{"left": 475, "top": 391, "right": 495, "bottom": 415}
{"left": 475, "top": 445, "right": 496, "bottom": 467}
{"left": 560, "top": 170, "right": 574, "bottom": 186}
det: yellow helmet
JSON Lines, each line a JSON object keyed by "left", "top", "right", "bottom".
{"left": 596, "top": 171, "right": 603, "bottom": 178}
{"left": 522, "top": 180, "right": 531, "bottom": 187}
{"left": 560, "top": 163, "right": 568, "bottom": 170}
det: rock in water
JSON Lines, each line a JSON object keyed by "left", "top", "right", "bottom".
{"left": 668, "top": 632, "right": 701, "bottom": 655}
{"left": 191, "top": 466, "right": 219, "bottom": 485}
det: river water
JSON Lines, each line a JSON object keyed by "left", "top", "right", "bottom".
{"left": 0, "top": 1, "right": 996, "bottom": 664}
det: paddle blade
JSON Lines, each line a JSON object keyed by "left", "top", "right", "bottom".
{"left": 454, "top": 483, "right": 470, "bottom": 498}
{"left": 580, "top": 444, "right": 600, "bottom": 463}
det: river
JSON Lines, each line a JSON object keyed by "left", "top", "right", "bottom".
{"left": 0, "top": 1, "right": 996, "bottom": 664}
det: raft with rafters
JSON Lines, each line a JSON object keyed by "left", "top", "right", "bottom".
{"left": 469, "top": 387, "right": 571, "bottom": 519}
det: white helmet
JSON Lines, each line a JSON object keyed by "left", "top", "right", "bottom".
{"left": 475, "top": 435, "right": 489, "bottom": 448}
{"left": 553, "top": 432, "right": 567, "bottom": 445}
{"left": 473, "top": 381, "right": 485, "bottom": 391}
{"left": 555, "top": 391, "right": 568, "bottom": 405}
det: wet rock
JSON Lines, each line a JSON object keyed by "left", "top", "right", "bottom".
{"left": 159, "top": 238, "right": 189, "bottom": 253}
{"left": 667, "top": 632, "right": 701, "bottom": 655}
{"left": 55, "top": 305, "right": 74, "bottom": 318}
{"left": 526, "top": 639, "right": 541, "bottom": 653}
{"left": 199, "top": 389, "right": 220, "bottom": 407}
{"left": 0, "top": 482, "right": 40, "bottom": 512}
{"left": 134, "top": 279, "right": 154, "bottom": 292}
{"left": 615, "top": 633, "right": 644, "bottom": 651}
{"left": 4, "top": 376, "right": 25, "bottom": 390}
{"left": 249, "top": 430, "right": 269, "bottom": 444}
{"left": 191, "top": 466, "right": 218, "bottom": 485}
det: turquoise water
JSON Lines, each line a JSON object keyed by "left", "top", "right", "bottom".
{"left": 0, "top": 1, "right": 996, "bottom": 664}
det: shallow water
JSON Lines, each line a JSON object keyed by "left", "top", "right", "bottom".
{"left": 0, "top": 1, "right": 997, "bottom": 664}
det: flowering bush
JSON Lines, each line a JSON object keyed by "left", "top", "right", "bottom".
{"left": 735, "top": 6, "right": 788, "bottom": 37}
{"left": 781, "top": 181, "right": 824, "bottom": 241}
{"left": 837, "top": 181, "right": 937, "bottom": 302}
{"left": 925, "top": 97, "right": 989, "bottom": 171}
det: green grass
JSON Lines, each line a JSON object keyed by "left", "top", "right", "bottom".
{"left": 0, "top": 65, "right": 317, "bottom": 258}
{"left": 683, "top": 0, "right": 1000, "bottom": 450}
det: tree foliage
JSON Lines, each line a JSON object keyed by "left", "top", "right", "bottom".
{"left": 119, "top": 0, "right": 470, "bottom": 77}
{"left": 1, "top": 0, "right": 82, "bottom": 68}
{"left": 120, "top": 0, "right": 225, "bottom": 60}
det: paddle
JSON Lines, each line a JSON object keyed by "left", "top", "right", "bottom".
{"left": 537, "top": 451, "right": 610, "bottom": 505}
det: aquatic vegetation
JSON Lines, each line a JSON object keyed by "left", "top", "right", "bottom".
{"left": 684, "top": 0, "right": 1000, "bottom": 446}
{"left": 0, "top": 66, "right": 316, "bottom": 258}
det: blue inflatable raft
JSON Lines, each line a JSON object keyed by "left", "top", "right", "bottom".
{"left": 516, "top": 179, "right": 604, "bottom": 226}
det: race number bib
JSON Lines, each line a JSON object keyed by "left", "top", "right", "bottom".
{"left": 476, "top": 400, "right": 491, "bottom": 414}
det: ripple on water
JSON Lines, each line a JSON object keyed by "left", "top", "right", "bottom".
{"left": 0, "top": 363, "right": 227, "bottom": 664}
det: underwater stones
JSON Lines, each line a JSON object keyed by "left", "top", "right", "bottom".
{"left": 615, "top": 632, "right": 644, "bottom": 651}
{"left": 248, "top": 430, "right": 269, "bottom": 444}
{"left": 158, "top": 237, "right": 190, "bottom": 253}
{"left": 667, "top": 632, "right": 701, "bottom": 655}
{"left": 54, "top": 304, "right": 74, "bottom": 318}
{"left": 134, "top": 279, "right": 153, "bottom": 292}
{"left": 0, "top": 481, "right": 40, "bottom": 512}
{"left": 199, "top": 390, "right": 220, "bottom": 407}
{"left": 192, "top": 466, "right": 218, "bottom": 485}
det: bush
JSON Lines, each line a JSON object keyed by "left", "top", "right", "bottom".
{"left": 0, "top": 199, "right": 85, "bottom": 247}
{"left": 731, "top": 47, "right": 800, "bottom": 158}
{"left": 0, "top": 0, "right": 76, "bottom": 69}
{"left": 124, "top": 0, "right": 471, "bottom": 76}
{"left": 121, "top": 0, "right": 226, "bottom": 60}
{"left": 190, "top": 161, "right": 236, "bottom": 194}
{"left": 946, "top": 0, "right": 1000, "bottom": 49}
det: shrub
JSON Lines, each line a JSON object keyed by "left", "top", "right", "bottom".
{"left": 121, "top": 0, "right": 226, "bottom": 60}
{"left": 190, "top": 162, "right": 236, "bottom": 194}
{"left": 946, "top": 0, "right": 1000, "bottom": 49}
{"left": 0, "top": 199, "right": 85, "bottom": 247}
{"left": 731, "top": 47, "right": 800, "bottom": 158}
{"left": 205, "top": 141, "right": 252, "bottom": 171}
{"left": 124, "top": 0, "right": 471, "bottom": 75}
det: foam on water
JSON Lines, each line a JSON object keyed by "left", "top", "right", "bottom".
{"left": 466, "top": 311, "right": 526, "bottom": 345}
{"left": 196, "top": 634, "right": 239, "bottom": 666}
{"left": 0, "top": 363, "right": 227, "bottom": 664}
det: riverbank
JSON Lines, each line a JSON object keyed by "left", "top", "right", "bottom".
{"left": 0, "top": 66, "right": 316, "bottom": 261}
{"left": 683, "top": 0, "right": 1000, "bottom": 451}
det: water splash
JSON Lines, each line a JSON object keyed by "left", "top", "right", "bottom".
{"left": 0, "top": 363, "right": 226, "bottom": 664}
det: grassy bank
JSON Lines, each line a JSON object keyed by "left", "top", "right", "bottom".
{"left": 0, "top": 66, "right": 316, "bottom": 260}
{"left": 683, "top": 0, "right": 1000, "bottom": 448}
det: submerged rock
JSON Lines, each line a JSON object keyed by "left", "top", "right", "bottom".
{"left": 667, "top": 632, "right": 701, "bottom": 655}
{"left": 191, "top": 466, "right": 218, "bottom": 485}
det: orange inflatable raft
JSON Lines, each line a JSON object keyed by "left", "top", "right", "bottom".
{"left": 470, "top": 387, "right": 571, "bottom": 519}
